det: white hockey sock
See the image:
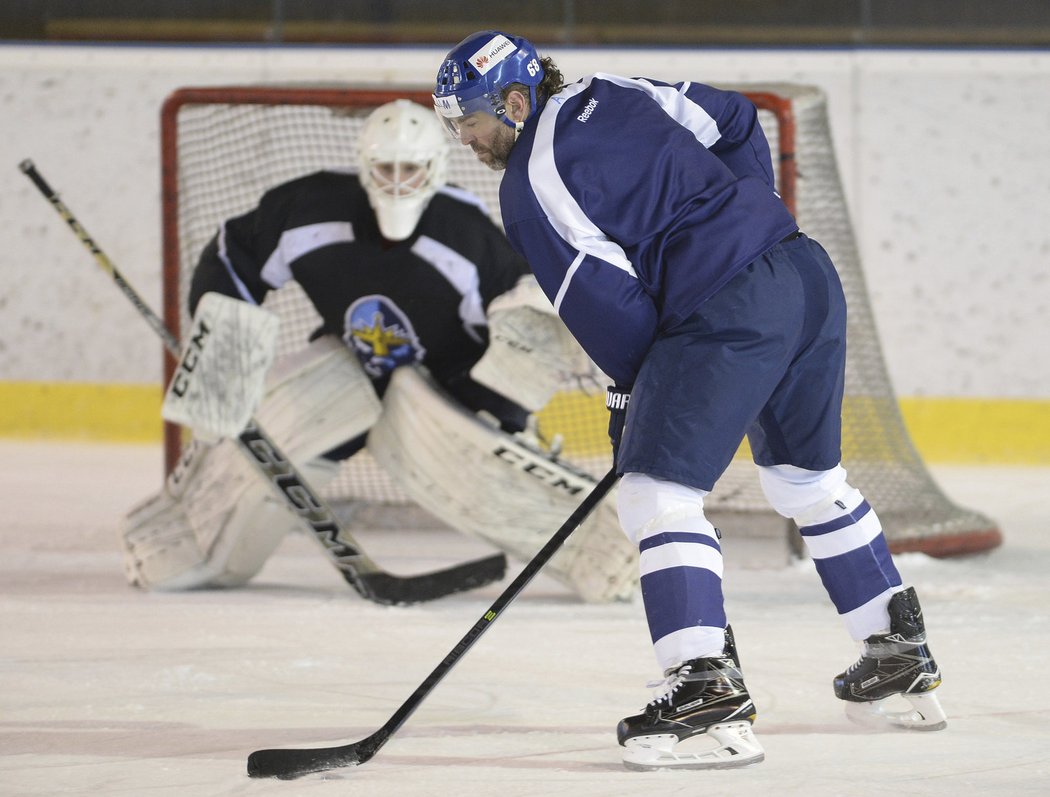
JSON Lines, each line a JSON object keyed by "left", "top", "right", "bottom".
{"left": 618, "top": 472, "right": 727, "bottom": 672}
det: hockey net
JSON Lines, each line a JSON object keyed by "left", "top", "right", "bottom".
{"left": 161, "top": 83, "right": 1000, "bottom": 557}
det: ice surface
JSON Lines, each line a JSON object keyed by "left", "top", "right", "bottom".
{"left": 1, "top": 441, "right": 1047, "bottom": 796}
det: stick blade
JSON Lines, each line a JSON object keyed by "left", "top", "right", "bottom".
{"left": 356, "top": 552, "right": 507, "bottom": 606}
{"left": 247, "top": 731, "right": 385, "bottom": 779}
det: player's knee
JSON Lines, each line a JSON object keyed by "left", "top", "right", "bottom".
{"left": 757, "top": 463, "right": 861, "bottom": 525}
{"left": 617, "top": 472, "right": 713, "bottom": 547}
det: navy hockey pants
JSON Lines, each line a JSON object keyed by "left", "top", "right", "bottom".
{"left": 617, "top": 233, "right": 847, "bottom": 491}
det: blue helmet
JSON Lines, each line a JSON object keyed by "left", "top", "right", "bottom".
{"left": 433, "top": 30, "right": 544, "bottom": 133}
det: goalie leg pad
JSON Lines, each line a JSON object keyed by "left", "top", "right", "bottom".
{"left": 198, "top": 455, "right": 341, "bottom": 588}
{"left": 123, "top": 337, "right": 371, "bottom": 591}
{"left": 366, "top": 366, "right": 638, "bottom": 602}
{"left": 122, "top": 445, "right": 340, "bottom": 590}
{"left": 121, "top": 489, "right": 209, "bottom": 590}
{"left": 253, "top": 335, "right": 381, "bottom": 463}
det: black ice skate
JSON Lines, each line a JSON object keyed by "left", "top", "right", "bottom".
{"left": 834, "top": 586, "right": 947, "bottom": 731}
{"left": 617, "top": 628, "right": 764, "bottom": 770}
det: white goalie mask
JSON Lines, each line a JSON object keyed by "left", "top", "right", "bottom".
{"left": 358, "top": 99, "right": 450, "bottom": 241}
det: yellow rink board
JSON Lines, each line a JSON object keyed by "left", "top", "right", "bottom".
{"left": 0, "top": 381, "right": 1047, "bottom": 465}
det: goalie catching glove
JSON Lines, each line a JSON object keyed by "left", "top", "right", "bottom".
{"left": 470, "top": 275, "right": 608, "bottom": 411}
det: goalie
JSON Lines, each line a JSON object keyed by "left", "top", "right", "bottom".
{"left": 122, "top": 99, "right": 637, "bottom": 603}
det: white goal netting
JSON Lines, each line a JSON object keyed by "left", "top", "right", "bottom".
{"left": 161, "top": 84, "right": 1000, "bottom": 556}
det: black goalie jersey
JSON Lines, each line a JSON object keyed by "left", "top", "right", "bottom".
{"left": 189, "top": 170, "right": 531, "bottom": 428}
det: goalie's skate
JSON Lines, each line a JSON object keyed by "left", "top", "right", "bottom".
{"left": 834, "top": 586, "right": 947, "bottom": 732}
{"left": 617, "top": 628, "right": 764, "bottom": 771}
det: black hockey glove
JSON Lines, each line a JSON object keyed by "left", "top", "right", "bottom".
{"left": 606, "top": 385, "right": 631, "bottom": 462}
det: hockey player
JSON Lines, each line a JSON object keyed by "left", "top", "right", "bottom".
{"left": 433, "top": 31, "right": 946, "bottom": 769}
{"left": 122, "top": 98, "right": 639, "bottom": 603}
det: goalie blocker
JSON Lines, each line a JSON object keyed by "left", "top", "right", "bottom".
{"left": 160, "top": 292, "right": 280, "bottom": 443}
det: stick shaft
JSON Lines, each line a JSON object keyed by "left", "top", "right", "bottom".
{"left": 247, "top": 465, "right": 620, "bottom": 778}
{"left": 20, "top": 159, "right": 180, "bottom": 353}
{"left": 365, "top": 468, "right": 618, "bottom": 746}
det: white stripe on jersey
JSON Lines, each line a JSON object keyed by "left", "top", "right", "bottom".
{"left": 436, "top": 184, "right": 492, "bottom": 218}
{"left": 411, "top": 235, "right": 487, "bottom": 343}
{"left": 588, "top": 73, "right": 723, "bottom": 148}
{"left": 553, "top": 251, "right": 585, "bottom": 313}
{"left": 259, "top": 221, "right": 356, "bottom": 288}
{"left": 217, "top": 224, "right": 259, "bottom": 304}
{"left": 528, "top": 80, "right": 637, "bottom": 303}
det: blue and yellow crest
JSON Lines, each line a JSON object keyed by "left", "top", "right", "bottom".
{"left": 343, "top": 295, "right": 426, "bottom": 377}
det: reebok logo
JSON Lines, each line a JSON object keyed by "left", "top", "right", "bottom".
{"left": 576, "top": 98, "right": 599, "bottom": 123}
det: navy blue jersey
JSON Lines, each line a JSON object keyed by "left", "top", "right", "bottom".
{"left": 499, "top": 74, "right": 797, "bottom": 386}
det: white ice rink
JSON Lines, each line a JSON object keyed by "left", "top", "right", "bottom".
{"left": 1, "top": 440, "right": 1047, "bottom": 796}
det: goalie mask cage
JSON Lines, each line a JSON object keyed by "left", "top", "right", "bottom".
{"left": 161, "top": 83, "right": 1000, "bottom": 558}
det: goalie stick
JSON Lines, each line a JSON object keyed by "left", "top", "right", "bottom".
{"left": 19, "top": 158, "right": 506, "bottom": 605}
{"left": 246, "top": 467, "right": 620, "bottom": 779}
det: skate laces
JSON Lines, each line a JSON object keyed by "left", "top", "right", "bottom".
{"left": 646, "top": 659, "right": 722, "bottom": 709}
{"left": 645, "top": 663, "right": 695, "bottom": 706}
{"left": 849, "top": 632, "right": 923, "bottom": 672}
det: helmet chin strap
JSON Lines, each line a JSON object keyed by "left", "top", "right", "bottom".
{"left": 500, "top": 86, "right": 536, "bottom": 140}
{"left": 497, "top": 112, "right": 526, "bottom": 140}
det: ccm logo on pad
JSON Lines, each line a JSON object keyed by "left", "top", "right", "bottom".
{"left": 493, "top": 445, "right": 592, "bottom": 496}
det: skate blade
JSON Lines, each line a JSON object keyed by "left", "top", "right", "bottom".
{"left": 844, "top": 691, "right": 947, "bottom": 732}
{"left": 621, "top": 721, "right": 765, "bottom": 771}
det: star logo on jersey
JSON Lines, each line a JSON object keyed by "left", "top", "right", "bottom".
{"left": 344, "top": 296, "right": 426, "bottom": 378}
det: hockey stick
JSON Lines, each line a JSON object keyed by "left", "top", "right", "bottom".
{"left": 246, "top": 466, "right": 620, "bottom": 779}
{"left": 19, "top": 158, "right": 506, "bottom": 605}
